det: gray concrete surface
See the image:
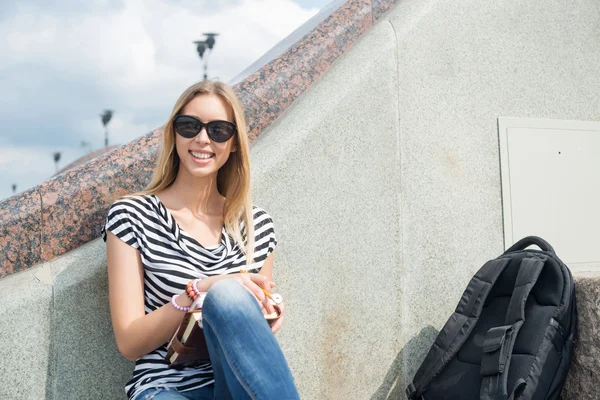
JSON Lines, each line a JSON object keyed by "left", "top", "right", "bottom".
{"left": 387, "top": 0, "right": 600, "bottom": 389}
{"left": 251, "top": 19, "right": 401, "bottom": 400}
{"left": 0, "top": 266, "right": 53, "bottom": 400}
{"left": 0, "top": 240, "right": 133, "bottom": 400}
{"left": 50, "top": 240, "right": 132, "bottom": 399}
{"left": 1, "top": 0, "right": 599, "bottom": 398}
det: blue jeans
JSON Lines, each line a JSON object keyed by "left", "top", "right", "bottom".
{"left": 136, "top": 279, "right": 299, "bottom": 400}
{"left": 135, "top": 386, "right": 212, "bottom": 400}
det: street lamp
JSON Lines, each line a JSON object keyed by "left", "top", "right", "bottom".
{"left": 204, "top": 33, "right": 217, "bottom": 50}
{"left": 193, "top": 40, "right": 208, "bottom": 80}
{"left": 194, "top": 33, "right": 218, "bottom": 80}
{"left": 100, "top": 110, "right": 113, "bottom": 147}
{"left": 53, "top": 152, "right": 61, "bottom": 174}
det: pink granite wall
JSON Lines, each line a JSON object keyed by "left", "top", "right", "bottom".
{"left": 563, "top": 274, "right": 600, "bottom": 400}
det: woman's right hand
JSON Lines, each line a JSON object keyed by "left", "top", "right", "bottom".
{"left": 231, "top": 272, "right": 276, "bottom": 315}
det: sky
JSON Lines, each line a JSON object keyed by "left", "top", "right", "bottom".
{"left": 0, "top": 0, "right": 329, "bottom": 201}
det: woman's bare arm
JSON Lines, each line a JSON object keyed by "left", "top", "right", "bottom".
{"left": 258, "top": 252, "right": 274, "bottom": 281}
{"left": 107, "top": 232, "right": 198, "bottom": 360}
{"left": 258, "top": 253, "right": 285, "bottom": 333}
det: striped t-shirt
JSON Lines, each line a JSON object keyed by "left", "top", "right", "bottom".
{"left": 101, "top": 194, "right": 277, "bottom": 400}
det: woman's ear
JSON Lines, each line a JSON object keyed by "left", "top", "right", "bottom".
{"left": 230, "top": 139, "right": 238, "bottom": 152}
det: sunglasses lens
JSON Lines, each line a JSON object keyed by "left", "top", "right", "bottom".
{"left": 207, "top": 121, "right": 236, "bottom": 143}
{"left": 174, "top": 116, "right": 201, "bottom": 138}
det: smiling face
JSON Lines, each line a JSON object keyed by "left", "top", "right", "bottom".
{"left": 174, "top": 94, "right": 237, "bottom": 181}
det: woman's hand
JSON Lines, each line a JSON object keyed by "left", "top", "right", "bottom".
{"left": 231, "top": 273, "right": 285, "bottom": 332}
{"left": 230, "top": 272, "right": 276, "bottom": 316}
{"left": 270, "top": 302, "right": 285, "bottom": 334}
{"left": 230, "top": 273, "right": 284, "bottom": 333}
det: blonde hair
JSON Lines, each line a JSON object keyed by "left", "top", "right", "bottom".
{"left": 139, "top": 80, "right": 254, "bottom": 265}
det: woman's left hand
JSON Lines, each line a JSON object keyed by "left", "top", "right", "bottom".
{"left": 270, "top": 302, "right": 285, "bottom": 334}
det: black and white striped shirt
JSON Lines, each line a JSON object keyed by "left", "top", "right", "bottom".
{"left": 101, "top": 194, "right": 277, "bottom": 399}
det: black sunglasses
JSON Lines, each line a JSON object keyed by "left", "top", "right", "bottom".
{"left": 173, "top": 115, "right": 237, "bottom": 143}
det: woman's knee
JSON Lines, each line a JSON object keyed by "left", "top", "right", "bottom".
{"left": 203, "top": 279, "right": 258, "bottom": 318}
{"left": 135, "top": 388, "right": 189, "bottom": 400}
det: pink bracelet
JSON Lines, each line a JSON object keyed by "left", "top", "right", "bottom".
{"left": 171, "top": 294, "right": 191, "bottom": 312}
{"left": 191, "top": 279, "right": 203, "bottom": 297}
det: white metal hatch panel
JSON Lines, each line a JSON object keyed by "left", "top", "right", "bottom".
{"left": 498, "top": 117, "right": 600, "bottom": 274}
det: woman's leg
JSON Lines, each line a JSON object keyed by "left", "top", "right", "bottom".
{"left": 135, "top": 385, "right": 212, "bottom": 400}
{"left": 202, "top": 279, "right": 300, "bottom": 400}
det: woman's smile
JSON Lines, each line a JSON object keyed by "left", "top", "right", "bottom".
{"left": 189, "top": 150, "right": 215, "bottom": 164}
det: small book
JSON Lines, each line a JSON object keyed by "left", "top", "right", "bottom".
{"left": 166, "top": 309, "right": 209, "bottom": 369}
{"left": 166, "top": 296, "right": 282, "bottom": 369}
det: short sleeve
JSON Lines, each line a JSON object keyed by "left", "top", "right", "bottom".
{"left": 101, "top": 199, "right": 142, "bottom": 250}
{"left": 252, "top": 206, "right": 277, "bottom": 263}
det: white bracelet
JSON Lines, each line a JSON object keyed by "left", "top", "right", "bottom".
{"left": 171, "top": 294, "right": 191, "bottom": 312}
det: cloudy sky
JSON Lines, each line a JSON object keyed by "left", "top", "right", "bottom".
{"left": 0, "top": 0, "right": 328, "bottom": 201}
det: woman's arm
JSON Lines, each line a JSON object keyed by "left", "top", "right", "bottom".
{"left": 258, "top": 253, "right": 285, "bottom": 334}
{"left": 107, "top": 232, "right": 276, "bottom": 360}
{"left": 258, "top": 252, "right": 274, "bottom": 282}
{"left": 107, "top": 232, "right": 195, "bottom": 360}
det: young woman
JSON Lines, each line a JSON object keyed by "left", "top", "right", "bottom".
{"left": 102, "top": 80, "right": 299, "bottom": 400}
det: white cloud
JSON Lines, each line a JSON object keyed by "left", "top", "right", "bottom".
{"left": 1, "top": 0, "right": 319, "bottom": 108}
{"left": 0, "top": 0, "right": 320, "bottom": 201}
{"left": 0, "top": 145, "right": 85, "bottom": 197}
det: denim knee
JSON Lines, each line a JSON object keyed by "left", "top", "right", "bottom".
{"left": 203, "top": 279, "right": 259, "bottom": 321}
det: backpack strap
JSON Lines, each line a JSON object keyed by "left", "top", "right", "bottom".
{"left": 480, "top": 257, "right": 545, "bottom": 400}
{"left": 406, "top": 257, "right": 511, "bottom": 400}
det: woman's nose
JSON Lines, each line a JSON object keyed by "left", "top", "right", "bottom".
{"left": 194, "top": 126, "right": 210, "bottom": 143}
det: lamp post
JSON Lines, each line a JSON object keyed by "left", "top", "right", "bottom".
{"left": 53, "top": 152, "right": 61, "bottom": 174}
{"left": 193, "top": 40, "right": 207, "bottom": 79}
{"left": 100, "top": 110, "right": 113, "bottom": 147}
{"left": 194, "top": 33, "right": 218, "bottom": 80}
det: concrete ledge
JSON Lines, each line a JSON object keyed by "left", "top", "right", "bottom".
{"left": 0, "top": 247, "right": 597, "bottom": 399}
{"left": 0, "top": 239, "right": 132, "bottom": 400}
{"left": 50, "top": 240, "right": 133, "bottom": 399}
{"left": 0, "top": 265, "right": 52, "bottom": 399}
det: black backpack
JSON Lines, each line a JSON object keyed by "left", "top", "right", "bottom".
{"left": 406, "top": 236, "right": 577, "bottom": 400}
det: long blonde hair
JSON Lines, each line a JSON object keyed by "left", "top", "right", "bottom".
{"left": 140, "top": 80, "right": 254, "bottom": 265}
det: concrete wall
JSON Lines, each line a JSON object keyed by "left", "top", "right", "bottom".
{"left": 0, "top": 265, "right": 53, "bottom": 399}
{"left": 387, "top": 0, "right": 600, "bottom": 389}
{"left": 0, "top": 241, "right": 132, "bottom": 400}
{"left": 250, "top": 19, "right": 402, "bottom": 400}
{"left": 251, "top": 0, "right": 600, "bottom": 396}
{"left": 0, "top": 0, "right": 599, "bottom": 399}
